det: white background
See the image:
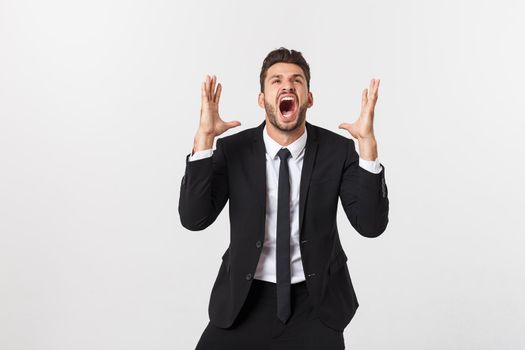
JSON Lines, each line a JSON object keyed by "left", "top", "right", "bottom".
{"left": 1, "top": 0, "right": 524, "bottom": 349}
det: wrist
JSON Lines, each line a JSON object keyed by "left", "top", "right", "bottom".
{"left": 357, "top": 136, "right": 378, "bottom": 161}
{"left": 193, "top": 131, "right": 215, "bottom": 153}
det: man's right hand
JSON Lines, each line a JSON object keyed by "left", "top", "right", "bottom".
{"left": 193, "top": 75, "right": 241, "bottom": 153}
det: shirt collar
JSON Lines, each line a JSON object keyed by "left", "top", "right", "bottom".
{"left": 263, "top": 124, "right": 308, "bottom": 160}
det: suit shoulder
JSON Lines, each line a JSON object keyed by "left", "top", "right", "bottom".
{"left": 309, "top": 122, "right": 355, "bottom": 146}
{"left": 216, "top": 125, "right": 257, "bottom": 148}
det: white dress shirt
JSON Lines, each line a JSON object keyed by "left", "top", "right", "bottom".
{"left": 188, "top": 125, "right": 382, "bottom": 284}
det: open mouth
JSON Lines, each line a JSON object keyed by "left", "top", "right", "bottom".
{"left": 278, "top": 95, "right": 297, "bottom": 119}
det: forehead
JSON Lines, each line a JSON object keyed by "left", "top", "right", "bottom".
{"left": 266, "top": 62, "right": 305, "bottom": 79}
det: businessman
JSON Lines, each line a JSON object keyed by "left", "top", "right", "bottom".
{"left": 179, "top": 47, "right": 389, "bottom": 349}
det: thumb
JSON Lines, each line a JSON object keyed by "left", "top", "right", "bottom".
{"left": 339, "top": 122, "right": 357, "bottom": 138}
{"left": 225, "top": 121, "right": 241, "bottom": 129}
{"left": 338, "top": 122, "right": 352, "bottom": 131}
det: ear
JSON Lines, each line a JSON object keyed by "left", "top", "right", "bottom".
{"left": 258, "top": 92, "right": 265, "bottom": 108}
{"left": 307, "top": 91, "right": 314, "bottom": 108}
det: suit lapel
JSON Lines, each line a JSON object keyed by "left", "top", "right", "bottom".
{"left": 250, "top": 121, "right": 268, "bottom": 217}
{"left": 250, "top": 120, "right": 319, "bottom": 238}
{"left": 299, "top": 121, "right": 318, "bottom": 238}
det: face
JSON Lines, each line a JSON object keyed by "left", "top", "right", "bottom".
{"left": 258, "top": 62, "right": 313, "bottom": 133}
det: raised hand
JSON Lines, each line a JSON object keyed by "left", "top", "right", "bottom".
{"left": 198, "top": 75, "right": 241, "bottom": 137}
{"left": 338, "top": 79, "right": 380, "bottom": 140}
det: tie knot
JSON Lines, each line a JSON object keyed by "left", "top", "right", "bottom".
{"left": 277, "top": 148, "right": 291, "bottom": 161}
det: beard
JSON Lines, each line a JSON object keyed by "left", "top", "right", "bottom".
{"left": 264, "top": 97, "right": 307, "bottom": 133}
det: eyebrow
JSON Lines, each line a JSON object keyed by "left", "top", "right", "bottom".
{"left": 268, "top": 74, "right": 305, "bottom": 80}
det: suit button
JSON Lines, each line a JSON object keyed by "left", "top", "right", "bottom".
{"left": 245, "top": 273, "right": 252, "bottom": 281}
{"left": 255, "top": 240, "right": 262, "bottom": 248}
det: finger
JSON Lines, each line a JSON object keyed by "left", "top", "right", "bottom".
{"left": 366, "top": 79, "right": 375, "bottom": 103}
{"left": 204, "top": 75, "right": 210, "bottom": 101}
{"left": 210, "top": 75, "right": 216, "bottom": 101}
{"left": 371, "top": 79, "right": 379, "bottom": 102}
{"left": 214, "top": 82, "right": 222, "bottom": 104}
{"left": 204, "top": 77, "right": 210, "bottom": 102}
{"left": 201, "top": 81, "right": 206, "bottom": 100}
{"left": 361, "top": 88, "right": 368, "bottom": 109}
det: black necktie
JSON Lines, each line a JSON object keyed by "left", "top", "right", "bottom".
{"left": 276, "top": 148, "right": 292, "bottom": 324}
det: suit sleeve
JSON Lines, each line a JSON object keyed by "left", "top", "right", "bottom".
{"left": 178, "top": 138, "right": 229, "bottom": 231}
{"left": 339, "top": 138, "right": 389, "bottom": 238}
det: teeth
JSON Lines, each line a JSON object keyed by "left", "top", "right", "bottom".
{"left": 280, "top": 96, "right": 295, "bottom": 105}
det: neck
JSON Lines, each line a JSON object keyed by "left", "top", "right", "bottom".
{"left": 265, "top": 118, "right": 306, "bottom": 147}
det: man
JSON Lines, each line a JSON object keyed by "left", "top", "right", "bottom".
{"left": 179, "top": 47, "right": 389, "bottom": 349}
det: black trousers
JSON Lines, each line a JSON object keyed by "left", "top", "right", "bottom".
{"left": 195, "top": 279, "right": 345, "bottom": 350}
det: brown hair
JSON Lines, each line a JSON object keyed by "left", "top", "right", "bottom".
{"left": 259, "top": 47, "right": 311, "bottom": 92}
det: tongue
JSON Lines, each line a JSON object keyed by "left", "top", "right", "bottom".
{"left": 282, "top": 109, "right": 293, "bottom": 118}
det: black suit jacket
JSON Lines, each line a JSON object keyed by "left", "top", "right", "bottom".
{"left": 178, "top": 120, "right": 389, "bottom": 332}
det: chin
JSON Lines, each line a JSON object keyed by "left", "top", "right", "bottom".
{"left": 276, "top": 118, "right": 300, "bottom": 131}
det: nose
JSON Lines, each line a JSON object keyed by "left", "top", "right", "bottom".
{"left": 281, "top": 85, "right": 295, "bottom": 94}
